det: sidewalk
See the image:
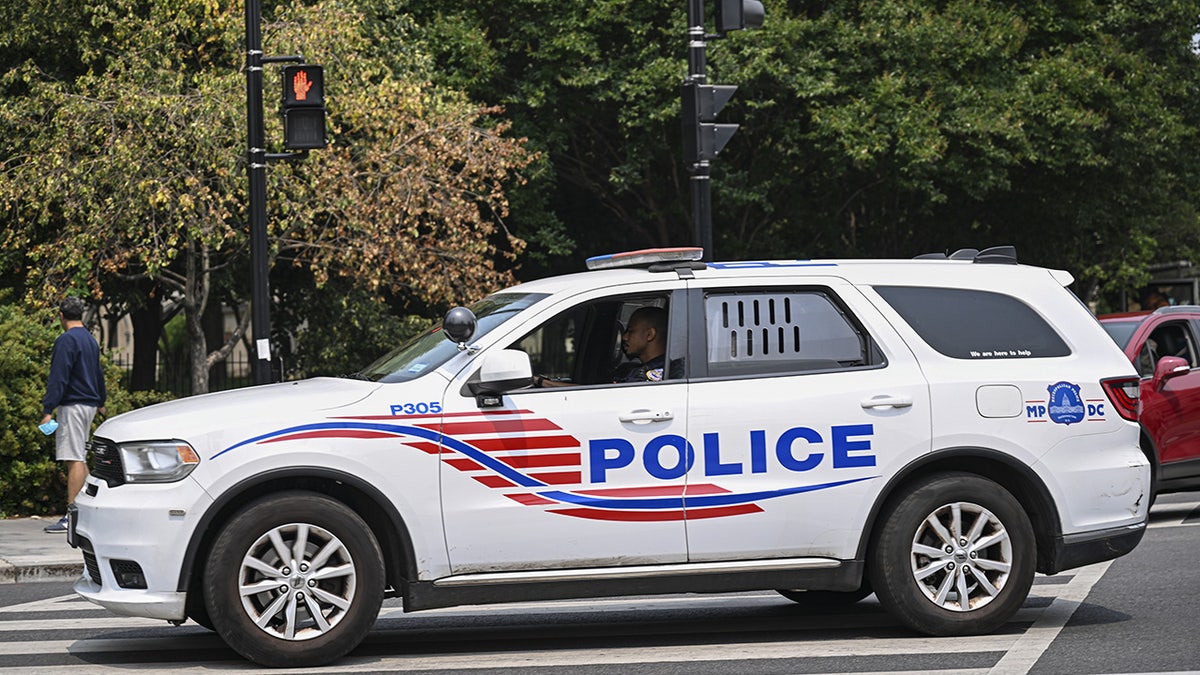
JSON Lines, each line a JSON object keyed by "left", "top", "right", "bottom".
{"left": 0, "top": 517, "right": 84, "bottom": 584}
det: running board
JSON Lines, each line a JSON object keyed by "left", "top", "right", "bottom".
{"left": 433, "top": 557, "right": 842, "bottom": 587}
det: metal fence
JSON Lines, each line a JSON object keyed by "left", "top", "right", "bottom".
{"left": 109, "top": 354, "right": 256, "bottom": 398}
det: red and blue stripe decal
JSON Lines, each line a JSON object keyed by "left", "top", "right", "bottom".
{"left": 215, "top": 411, "right": 872, "bottom": 521}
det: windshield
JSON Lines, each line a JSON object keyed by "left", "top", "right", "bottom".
{"left": 1100, "top": 321, "right": 1139, "bottom": 349}
{"left": 358, "top": 293, "right": 547, "bottom": 383}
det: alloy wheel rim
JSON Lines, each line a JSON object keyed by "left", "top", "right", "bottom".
{"left": 237, "top": 522, "right": 357, "bottom": 640}
{"left": 909, "top": 501, "right": 1012, "bottom": 612}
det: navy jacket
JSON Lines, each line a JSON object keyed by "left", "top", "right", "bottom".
{"left": 42, "top": 326, "right": 107, "bottom": 416}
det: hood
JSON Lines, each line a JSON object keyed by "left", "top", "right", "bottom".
{"left": 96, "top": 377, "right": 381, "bottom": 442}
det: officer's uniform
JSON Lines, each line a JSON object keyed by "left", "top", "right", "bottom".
{"left": 618, "top": 354, "right": 666, "bottom": 383}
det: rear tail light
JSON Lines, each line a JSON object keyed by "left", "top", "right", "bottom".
{"left": 1101, "top": 376, "right": 1140, "bottom": 422}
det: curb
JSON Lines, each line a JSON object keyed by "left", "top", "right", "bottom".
{"left": 0, "top": 561, "right": 83, "bottom": 585}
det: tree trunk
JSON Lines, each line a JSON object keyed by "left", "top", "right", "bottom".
{"left": 129, "top": 280, "right": 162, "bottom": 391}
{"left": 203, "top": 299, "right": 227, "bottom": 390}
{"left": 185, "top": 240, "right": 210, "bottom": 396}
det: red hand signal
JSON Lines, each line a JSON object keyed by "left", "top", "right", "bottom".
{"left": 293, "top": 71, "right": 313, "bottom": 101}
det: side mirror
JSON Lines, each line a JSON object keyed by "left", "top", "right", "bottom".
{"left": 443, "top": 306, "right": 477, "bottom": 345}
{"left": 469, "top": 349, "right": 533, "bottom": 395}
{"left": 1153, "top": 355, "right": 1190, "bottom": 389}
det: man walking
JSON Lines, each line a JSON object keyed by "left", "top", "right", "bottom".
{"left": 41, "top": 297, "right": 106, "bottom": 533}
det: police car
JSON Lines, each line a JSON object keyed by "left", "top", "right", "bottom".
{"left": 70, "top": 246, "right": 1149, "bottom": 667}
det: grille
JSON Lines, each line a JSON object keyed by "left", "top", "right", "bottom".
{"left": 77, "top": 535, "right": 100, "bottom": 585}
{"left": 83, "top": 551, "right": 101, "bottom": 585}
{"left": 88, "top": 438, "right": 125, "bottom": 487}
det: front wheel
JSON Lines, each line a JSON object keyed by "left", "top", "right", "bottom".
{"left": 203, "top": 491, "right": 385, "bottom": 667}
{"left": 869, "top": 472, "right": 1035, "bottom": 636}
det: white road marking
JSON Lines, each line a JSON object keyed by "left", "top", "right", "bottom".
{"left": 0, "top": 634, "right": 1023, "bottom": 672}
{"left": 0, "top": 593, "right": 105, "bottom": 614}
{"left": 987, "top": 560, "right": 1112, "bottom": 675}
{"left": 0, "top": 561, "right": 1140, "bottom": 674}
{"left": 1147, "top": 498, "right": 1200, "bottom": 528}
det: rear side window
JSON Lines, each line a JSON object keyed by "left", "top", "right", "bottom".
{"left": 704, "top": 290, "right": 870, "bottom": 376}
{"left": 875, "top": 286, "right": 1070, "bottom": 359}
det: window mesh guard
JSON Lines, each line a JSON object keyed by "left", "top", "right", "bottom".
{"left": 706, "top": 293, "right": 863, "bottom": 370}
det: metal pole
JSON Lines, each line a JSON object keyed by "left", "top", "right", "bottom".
{"left": 245, "top": 0, "right": 273, "bottom": 385}
{"left": 685, "top": 0, "right": 713, "bottom": 261}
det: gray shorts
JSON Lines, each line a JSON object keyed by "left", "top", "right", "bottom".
{"left": 55, "top": 404, "right": 97, "bottom": 462}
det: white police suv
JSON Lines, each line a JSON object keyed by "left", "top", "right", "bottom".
{"left": 70, "top": 246, "right": 1148, "bottom": 667}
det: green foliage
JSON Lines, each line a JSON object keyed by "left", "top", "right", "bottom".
{"left": 401, "top": 0, "right": 1200, "bottom": 298}
{"left": 0, "top": 0, "right": 534, "bottom": 395}
{"left": 273, "top": 274, "right": 434, "bottom": 378}
{"left": 0, "top": 300, "right": 59, "bottom": 516}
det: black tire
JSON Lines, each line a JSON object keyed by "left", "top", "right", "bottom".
{"left": 185, "top": 589, "right": 214, "bottom": 631}
{"left": 868, "top": 472, "right": 1035, "bottom": 636}
{"left": 203, "top": 491, "right": 384, "bottom": 667}
{"left": 776, "top": 583, "right": 873, "bottom": 609}
{"left": 1142, "top": 441, "right": 1158, "bottom": 508}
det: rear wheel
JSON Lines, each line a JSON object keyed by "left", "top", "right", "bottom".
{"left": 203, "top": 492, "right": 384, "bottom": 667}
{"left": 869, "top": 472, "right": 1034, "bottom": 636}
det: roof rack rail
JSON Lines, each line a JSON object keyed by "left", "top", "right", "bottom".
{"left": 913, "top": 245, "right": 1018, "bottom": 265}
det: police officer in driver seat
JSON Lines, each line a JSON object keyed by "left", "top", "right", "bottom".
{"left": 534, "top": 305, "right": 673, "bottom": 387}
{"left": 616, "top": 306, "right": 668, "bottom": 383}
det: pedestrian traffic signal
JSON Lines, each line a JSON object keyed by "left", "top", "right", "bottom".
{"left": 715, "top": 0, "right": 765, "bottom": 33}
{"left": 682, "top": 82, "right": 739, "bottom": 164}
{"left": 281, "top": 65, "right": 327, "bottom": 150}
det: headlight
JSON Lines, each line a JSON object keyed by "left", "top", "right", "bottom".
{"left": 118, "top": 441, "right": 200, "bottom": 483}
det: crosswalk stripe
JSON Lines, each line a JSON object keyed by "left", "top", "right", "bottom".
{"left": 987, "top": 560, "right": 1111, "bottom": 675}
{"left": 0, "top": 615, "right": 167, "bottom": 631}
{"left": 0, "top": 633, "right": 1022, "bottom": 670}
{"left": 0, "top": 551, "right": 1162, "bottom": 674}
{"left": 1147, "top": 500, "right": 1200, "bottom": 528}
{"left": 0, "top": 604, "right": 1049, "bottom": 656}
{"left": 0, "top": 593, "right": 105, "bottom": 614}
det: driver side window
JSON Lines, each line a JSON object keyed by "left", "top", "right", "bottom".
{"left": 513, "top": 307, "right": 584, "bottom": 382}
{"left": 510, "top": 294, "right": 673, "bottom": 387}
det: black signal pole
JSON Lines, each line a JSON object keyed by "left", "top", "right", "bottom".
{"left": 244, "top": 0, "right": 272, "bottom": 386}
{"left": 685, "top": 0, "right": 713, "bottom": 261}
{"left": 244, "top": 2, "right": 309, "bottom": 386}
{"left": 682, "top": 0, "right": 762, "bottom": 262}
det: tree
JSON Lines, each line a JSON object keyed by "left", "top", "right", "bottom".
{"left": 402, "top": 0, "right": 1200, "bottom": 302}
{"left": 0, "top": 0, "right": 532, "bottom": 393}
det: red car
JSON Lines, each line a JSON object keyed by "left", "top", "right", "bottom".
{"left": 1099, "top": 306, "right": 1200, "bottom": 499}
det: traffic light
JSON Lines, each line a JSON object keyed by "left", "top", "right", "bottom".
{"left": 715, "top": 0, "right": 765, "bottom": 33}
{"left": 281, "top": 65, "right": 326, "bottom": 150}
{"left": 682, "top": 82, "right": 739, "bottom": 164}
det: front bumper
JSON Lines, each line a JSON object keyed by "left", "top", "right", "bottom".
{"left": 73, "top": 574, "right": 187, "bottom": 621}
{"left": 70, "top": 476, "right": 211, "bottom": 622}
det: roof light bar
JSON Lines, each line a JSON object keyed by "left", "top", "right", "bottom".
{"left": 585, "top": 247, "right": 705, "bottom": 271}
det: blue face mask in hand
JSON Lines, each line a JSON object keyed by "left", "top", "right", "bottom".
{"left": 39, "top": 419, "right": 58, "bottom": 435}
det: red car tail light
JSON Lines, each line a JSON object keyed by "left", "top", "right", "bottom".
{"left": 1101, "top": 376, "right": 1140, "bottom": 422}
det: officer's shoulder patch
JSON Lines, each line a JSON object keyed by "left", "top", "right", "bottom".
{"left": 645, "top": 368, "right": 664, "bottom": 382}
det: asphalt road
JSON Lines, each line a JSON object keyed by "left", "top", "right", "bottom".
{"left": 1, "top": 493, "right": 1196, "bottom": 675}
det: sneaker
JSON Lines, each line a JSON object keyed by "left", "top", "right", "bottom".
{"left": 43, "top": 515, "right": 69, "bottom": 533}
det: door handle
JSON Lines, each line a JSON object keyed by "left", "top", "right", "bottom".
{"left": 619, "top": 409, "right": 675, "bottom": 423}
{"left": 861, "top": 395, "right": 913, "bottom": 410}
